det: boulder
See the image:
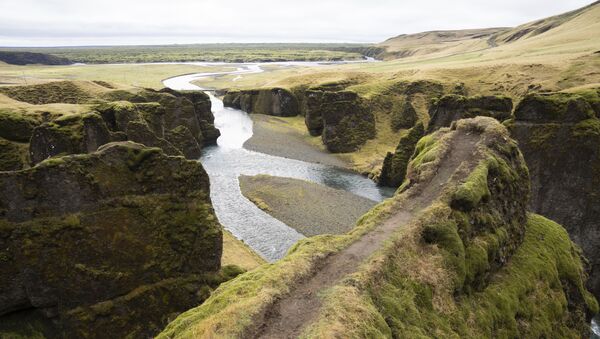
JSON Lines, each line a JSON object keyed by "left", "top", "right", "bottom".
{"left": 508, "top": 92, "right": 600, "bottom": 299}
{"left": 428, "top": 94, "right": 513, "bottom": 131}
{"left": 29, "top": 113, "right": 112, "bottom": 165}
{"left": 0, "top": 142, "right": 222, "bottom": 338}
{"left": 378, "top": 123, "right": 424, "bottom": 187}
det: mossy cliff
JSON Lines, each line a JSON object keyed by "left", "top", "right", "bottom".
{"left": 0, "top": 81, "right": 220, "bottom": 167}
{"left": 378, "top": 123, "right": 425, "bottom": 187}
{"left": 507, "top": 90, "right": 600, "bottom": 300}
{"left": 0, "top": 142, "right": 225, "bottom": 338}
{"left": 223, "top": 88, "right": 299, "bottom": 117}
{"left": 304, "top": 84, "right": 376, "bottom": 153}
{"left": 158, "top": 117, "right": 597, "bottom": 338}
{"left": 428, "top": 94, "right": 513, "bottom": 132}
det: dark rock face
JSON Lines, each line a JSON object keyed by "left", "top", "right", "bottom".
{"left": 165, "top": 126, "right": 202, "bottom": 159}
{"left": 378, "top": 123, "right": 424, "bottom": 187}
{"left": 223, "top": 88, "right": 299, "bottom": 117}
{"left": 304, "top": 87, "right": 376, "bottom": 152}
{"left": 29, "top": 114, "right": 112, "bottom": 165}
{"left": 126, "top": 120, "right": 182, "bottom": 157}
{"left": 391, "top": 100, "right": 418, "bottom": 131}
{"left": 0, "top": 110, "right": 39, "bottom": 142}
{"left": 26, "top": 88, "right": 220, "bottom": 165}
{"left": 428, "top": 95, "right": 513, "bottom": 132}
{"left": 508, "top": 92, "right": 600, "bottom": 299}
{"left": 0, "top": 142, "right": 222, "bottom": 338}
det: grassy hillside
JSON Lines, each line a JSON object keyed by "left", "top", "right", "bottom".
{"left": 376, "top": 1, "right": 600, "bottom": 62}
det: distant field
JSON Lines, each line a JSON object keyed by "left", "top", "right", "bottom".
{"left": 0, "top": 43, "right": 374, "bottom": 64}
{"left": 0, "top": 62, "right": 235, "bottom": 88}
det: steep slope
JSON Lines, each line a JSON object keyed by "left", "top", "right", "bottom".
{"left": 158, "top": 117, "right": 597, "bottom": 338}
{"left": 0, "top": 142, "right": 227, "bottom": 338}
{"left": 508, "top": 90, "right": 600, "bottom": 299}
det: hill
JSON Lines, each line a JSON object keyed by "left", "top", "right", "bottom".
{"left": 377, "top": 1, "right": 600, "bottom": 61}
{"left": 0, "top": 51, "right": 72, "bottom": 65}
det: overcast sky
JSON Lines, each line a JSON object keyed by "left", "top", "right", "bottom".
{"left": 0, "top": 0, "right": 594, "bottom": 47}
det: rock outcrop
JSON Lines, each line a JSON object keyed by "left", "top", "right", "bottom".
{"left": 508, "top": 91, "right": 600, "bottom": 299}
{"left": 223, "top": 88, "right": 299, "bottom": 117}
{"left": 378, "top": 123, "right": 424, "bottom": 187}
{"left": 428, "top": 94, "right": 513, "bottom": 131}
{"left": 29, "top": 113, "right": 113, "bottom": 164}
{"left": 304, "top": 85, "right": 376, "bottom": 152}
{"left": 22, "top": 86, "right": 219, "bottom": 165}
{"left": 0, "top": 142, "right": 224, "bottom": 338}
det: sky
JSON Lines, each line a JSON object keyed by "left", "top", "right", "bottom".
{"left": 0, "top": 0, "right": 594, "bottom": 47}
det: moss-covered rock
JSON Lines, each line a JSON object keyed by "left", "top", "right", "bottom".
{"left": 428, "top": 94, "right": 513, "bottom": 131}
{"left": 509, "top": 91, "right": 600, "bottom": 299}
{"left": 0, "top": 109, "right": 41, "bottom": 142}
{"left": 303, "top": 86, "right": 376, "bottom": 152}
{"left": 0, "top": 81, "right": 94, "bottom": 105}
{"left": 390, "top": 99, "right": 419, "bottom": 131}
{"left": 0, "top": 138, "right": 28, "bottom": 171}
{"left": 0, "top": 142, "right": 223, "bottom": 338}
{"left": 378, "top": 123, "right": 424, "bottom": 187}
{"left": 126, "top": 120, "right": 182, "bottom": 157}
{"left": 165, "top": 126, "right": 202, "bottom": 159}
{"left": 29, "top": 113, "right": 112, "bottom": 165}
{"left": 223, "top": 88, "right": 299, "bottom": 117}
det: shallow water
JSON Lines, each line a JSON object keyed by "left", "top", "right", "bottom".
{"left": 164, "top": 62, "right": 393, "bottom": 261}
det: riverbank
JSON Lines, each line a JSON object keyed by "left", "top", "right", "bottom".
{"left": 239, "top": 174, "right": 377, "bottom": 236}
{"left": 222, "top": 230, "right": 266, "bottom": 270}
{"left": 244, "top": 114, "right": 351, "bottom": 169}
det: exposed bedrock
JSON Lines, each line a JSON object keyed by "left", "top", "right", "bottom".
{"left": 223, "top": 88, "right": 300, "bottom": 117}
{"left": 378, "top": 123, "right": 425, "bottom": 187}
{"left": 0, "top": 142, "right": 224, "bottom": 338}
{"left": 304, "top": 86, "right": 376, "bottom": 152}
{"left": 24, "top": 88, "right": 219, "bottom": 165}
{"left": 428, "top": 94, "right": 513, "bottom": 132}
{"left": 508, "top": 91, "right": 600, "bottom": 299}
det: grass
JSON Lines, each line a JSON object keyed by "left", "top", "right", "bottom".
{"left": 0, "top": 43, "right": 368, "bottom": 64}
{"left": 0, "top": 62, "right": 232, "bottom": 89}
{"left": 222, "top": 230, "right": 266, "bottom": 271}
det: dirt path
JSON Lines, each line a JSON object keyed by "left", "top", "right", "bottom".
{"left": 252, "top": 132, "right": 479, "bottom": 338}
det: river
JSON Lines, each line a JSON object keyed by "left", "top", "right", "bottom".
{"left": 163, "top": 62, "right": 393, "bottom": 261}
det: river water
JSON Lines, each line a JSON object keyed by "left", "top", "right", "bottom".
{"left": 163, "top": 62, "right": 393, "bottom": 261}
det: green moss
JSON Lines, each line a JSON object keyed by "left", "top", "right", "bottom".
{"left": 451, "top": 162, "right": 491, "bottom": 211}
{"left": 0, "top": 109, "right": 39, "bottom": 142}
{"left": 0, "top": 81, "right": 94, "bottom": 104}
{"left": 0, "top": 138, "right": 28, "bottom": 171}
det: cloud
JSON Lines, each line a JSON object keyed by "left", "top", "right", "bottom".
{"left": 0, "top": 0, "right": 594, "bottom": 46}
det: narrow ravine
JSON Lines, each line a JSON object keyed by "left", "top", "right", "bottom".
{"left": 163, "top": 62, "right": 393, "bottom": 261}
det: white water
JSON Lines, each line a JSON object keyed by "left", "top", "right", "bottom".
{"left": 592, "top": 315, "right": 599, "bottom": 338}
{"left": 163, "top": 61, "right": 393, "bottom": 261}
